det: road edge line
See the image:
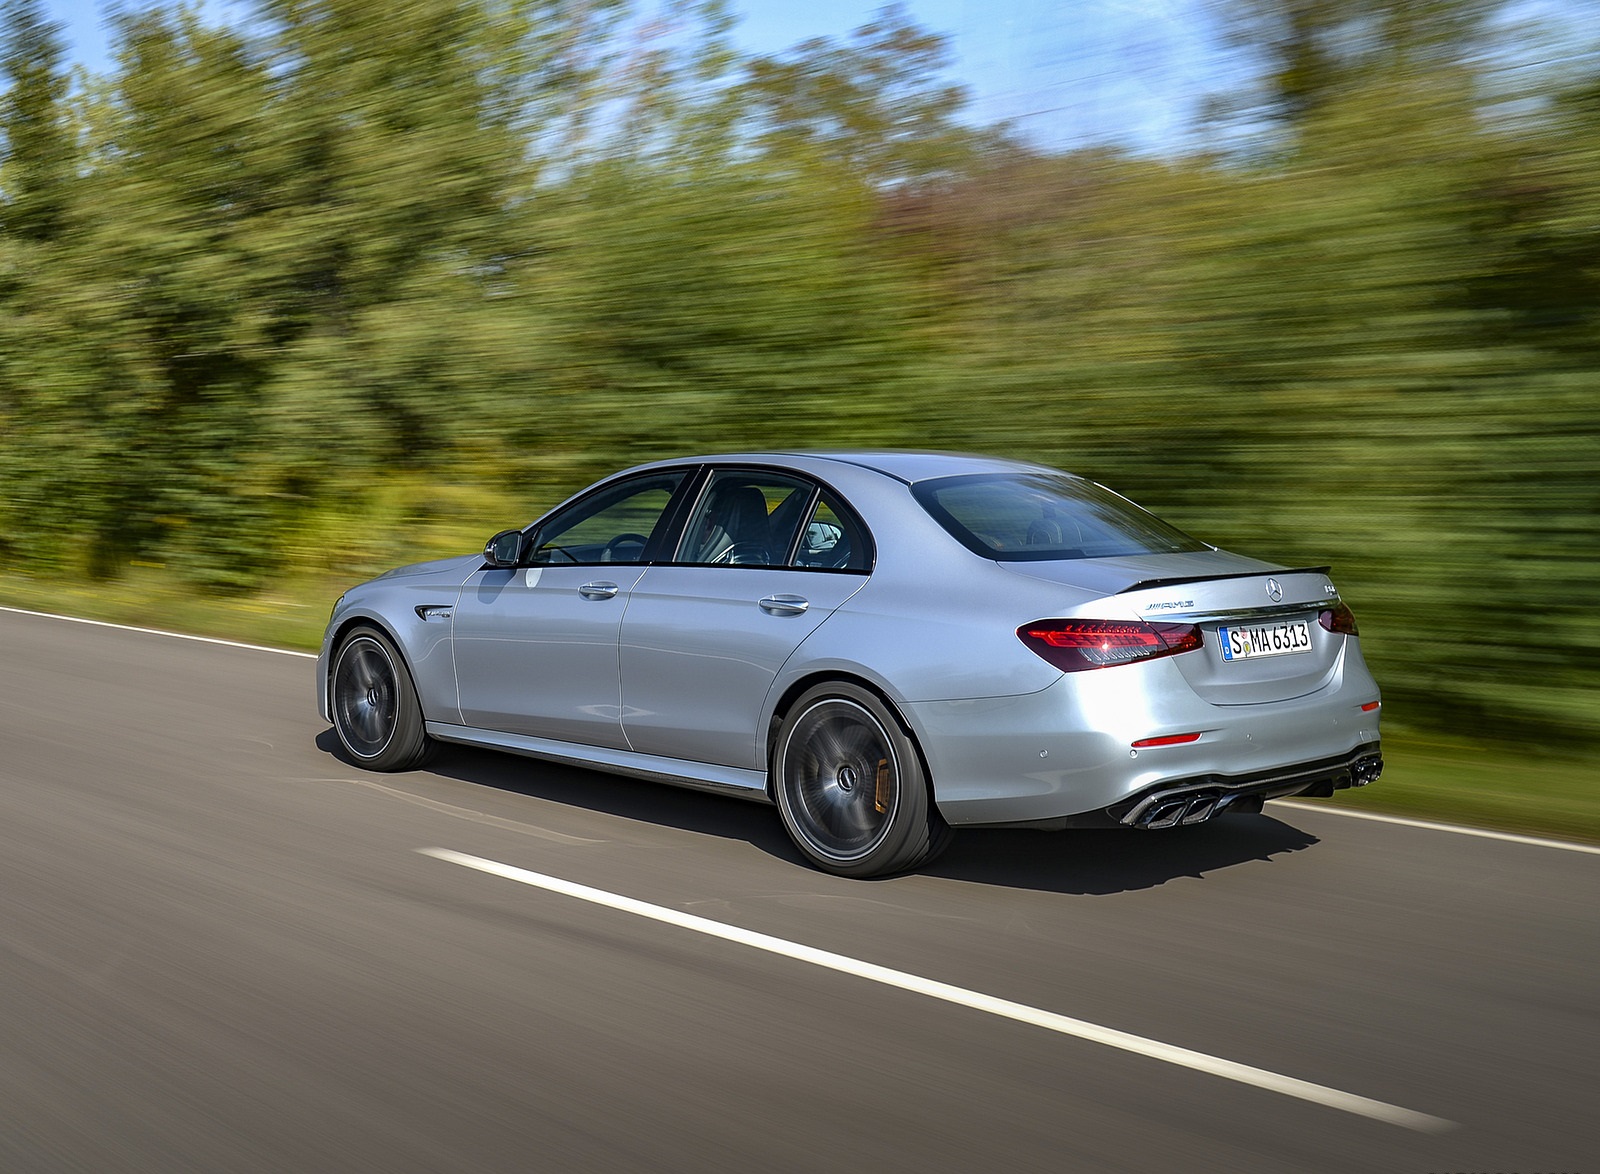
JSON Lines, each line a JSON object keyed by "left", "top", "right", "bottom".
{"left": 0, "top": 604, "right": 316, "bottom": 659}
{"left": 1274, "top": 799, "right": 1600, "bottom": 856}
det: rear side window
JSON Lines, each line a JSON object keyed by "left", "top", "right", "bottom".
{"left": 913, "top": 473, "right": 1208, "bottom": 561}
{"left": 793, "top": 494, "right": 870, "bottom": 571}
{"left": 676, "top": 471, "right": 812, "bottom": 567}
{"left": 673, "top": 470, "right": 873, "bottom": 573}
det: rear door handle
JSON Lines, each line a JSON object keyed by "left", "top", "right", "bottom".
{"left": 579, "top": 581, "right": 620, "bottom": 600}
{"left": 758, "top": 594, "right": 809, "bottom": 616}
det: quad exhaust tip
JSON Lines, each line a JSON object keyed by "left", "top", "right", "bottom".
{"left": 1128, "top": 787, "right": 1271, "bottom": 829}
{"left": 1120, "top": 750, "right": 1383, "bottom": 829}
{"left": 1136, "top": 790, "right": 1228, "bottom": 829}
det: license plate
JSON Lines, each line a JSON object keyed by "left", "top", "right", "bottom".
{"left": 1218, "top": 620, "right": 1312, "bottom": 661}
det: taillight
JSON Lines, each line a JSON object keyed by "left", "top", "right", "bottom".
{"left": 1017, "top": 619, "right": 1203, "bottom": 672}
{"left": 1318, "top": 603, "right": 1359, "bottom": 635}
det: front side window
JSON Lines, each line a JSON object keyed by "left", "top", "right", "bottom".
{"left": 529, "top": 472, "right": 687, "bottom": 565}
{"left": 913, "top": 473, "right": 1208, "bottom": 562}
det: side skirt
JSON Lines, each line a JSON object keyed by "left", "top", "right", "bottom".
{"left": 424, "top": 722, "right": 773, "bottom": 804}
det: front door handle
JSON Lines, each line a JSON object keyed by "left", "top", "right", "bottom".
{"left": 758, "top": 594, "right": 809, "bottom": 616}
{"left": 579, "top": 581, "right": 620, "bottom": 600}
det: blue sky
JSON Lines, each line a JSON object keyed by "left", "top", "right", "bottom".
{"left": 730, "top": 0, "right": 1223, "bottom": 150}
{"left": 37, "top": 0, "right": 1229, "bottom": 151}
{"left": 35, "top": 0, "right": 1600, "bottom": 153}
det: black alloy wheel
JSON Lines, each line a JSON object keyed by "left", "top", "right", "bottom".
{"left": 331, "top": 626, "right": 432, "bottom": 771}
{"left": 774, "top": 682, "right": 951, "bottom": 878}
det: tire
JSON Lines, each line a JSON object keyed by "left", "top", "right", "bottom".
{"left": 773, "top": 683, "right": 952, "bottom": 878}
{"left": 330, "top": 626, "right": 433, "bottom": 771}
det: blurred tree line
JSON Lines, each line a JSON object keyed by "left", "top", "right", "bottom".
{"left": 1, "top": 0, "right": 1596, "bottom": 749}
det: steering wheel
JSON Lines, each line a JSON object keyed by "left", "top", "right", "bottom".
{"left": 713, "top": 541, "right": 771, "bottom": 566}
{"left": 601, "top": 533, "right": 651, "bottom": 562}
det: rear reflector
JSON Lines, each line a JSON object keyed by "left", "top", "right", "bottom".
{"left": 1017, "top": 618, "right": 1203, "bottom": 672}
{"left": 1360, "top": 701, "right": 1380, "bottom": 712}
{"left": 1131, "top": 733, "right": 1203, "bottom": 748}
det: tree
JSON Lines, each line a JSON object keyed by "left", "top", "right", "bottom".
{"left": 0, "top": 0, "right": 73, "bottom": 244}
{"left": 740, "top": 2, "right": 994, "bottom": 189}
{"left": 1214, "top": 0, "right": 1498, "bottom": 132}
{"left": 0, "top": 0, "right": 79, "bottom": 567}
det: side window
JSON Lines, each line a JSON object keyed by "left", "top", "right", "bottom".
{"left": 676, "top": 471, "right": 811, "bottom": 567}
{"left": 529, "top": 473, "right": 686, "bottom": 565}
{"left": 793, "top": 493, "right": 870, "bottom": 572}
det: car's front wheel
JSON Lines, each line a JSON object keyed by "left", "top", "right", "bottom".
{"left": 773, "top": 683, "right": 951, "bottom": 878}
{"left": 331, "top": 626, "right": 432, "bottom": 771}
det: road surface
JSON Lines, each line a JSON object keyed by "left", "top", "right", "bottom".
{"left": 2, "top": 606, "right": 1595, "bottom": 1171}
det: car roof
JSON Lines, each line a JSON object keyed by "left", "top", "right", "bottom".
{"left": 634, "top": 450, "right": 1062, "bottom": 486}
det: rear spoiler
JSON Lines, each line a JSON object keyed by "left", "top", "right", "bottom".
{"left": 1115, "top": 566, "right": 1332, "bottom": 595}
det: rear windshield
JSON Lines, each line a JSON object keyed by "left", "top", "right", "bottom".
{"left": 912, "top": 473, "right": 1209, "bottom": 562}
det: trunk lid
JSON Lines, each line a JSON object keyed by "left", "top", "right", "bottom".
{"left": 1006, "top": 555, "right": 1347, "bottom": 705}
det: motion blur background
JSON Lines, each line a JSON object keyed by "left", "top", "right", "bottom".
{"left": 2, "top": 1, "right": 1596, "bottom": 835}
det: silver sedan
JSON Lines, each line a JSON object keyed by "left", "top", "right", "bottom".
{"left": 318, "top": 452, "right": 1382, "bottom": 877}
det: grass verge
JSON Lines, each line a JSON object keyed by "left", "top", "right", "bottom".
{"left": 4, "top": 572, "right": 1596, "bottom": 848}
{"left": 1295, "top": 728, "right": 1599, "bottom": 847}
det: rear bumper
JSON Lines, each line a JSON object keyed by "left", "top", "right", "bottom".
{"left": 902, "top": 646, "right": 1382, "bottom": 828}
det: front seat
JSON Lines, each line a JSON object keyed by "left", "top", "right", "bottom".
{"left": 697, "top": 485, "right": 772, "bottom": 564}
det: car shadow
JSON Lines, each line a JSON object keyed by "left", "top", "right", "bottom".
{"left": 923, "top": 817, "right": 1320, "bottom": 895}
{"left": 319, "top": 731, "right": 1319, "bottom": 894}
{"left": 319, "top": 730, "right": 803, "bottom": 860}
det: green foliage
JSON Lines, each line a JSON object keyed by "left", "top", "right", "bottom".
{"left": 522, "top": 148, "right": 930, "bottom": 460}
{"left": 0, "top": 0, "right": 73, "bottom": 244}
{"left": 0, "top": 0, "right": 1597, "bottom": 759}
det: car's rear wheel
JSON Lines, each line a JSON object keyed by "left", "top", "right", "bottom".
{"left": 774, "top": 683, "right": 951, "bottom": 878}
{"left": 331, "top": 626, "right": 432, "bottom": 771}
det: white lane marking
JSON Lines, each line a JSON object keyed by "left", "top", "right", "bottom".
{"left": 1274, "top": 800, "right": 1600, "bottom": 857}
{"left": 419, "top": 847, "right": 1453, "bottom": 1134}
{"left": 0, "top": 605, "right": 315, "bottom": 658}
{"left": 303, "top": 777, "right": 603, "bottom": 845}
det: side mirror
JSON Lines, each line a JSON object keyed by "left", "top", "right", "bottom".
{"left": 483, "top": 528, "right": 525, "bottom": 568}
{"left": 805, "top": 521, "right": 842, "bottom": 552}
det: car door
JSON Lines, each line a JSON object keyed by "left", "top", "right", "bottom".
{"left": 450, "top": 470, "right": 690, "bottom": 749}
{"left": 619, "top": 470, "right": 872, "bottom": 770}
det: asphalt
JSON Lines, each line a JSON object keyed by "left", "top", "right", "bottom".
{"left": 2, "top": 606, "right": 1596, "bottom": 1172}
